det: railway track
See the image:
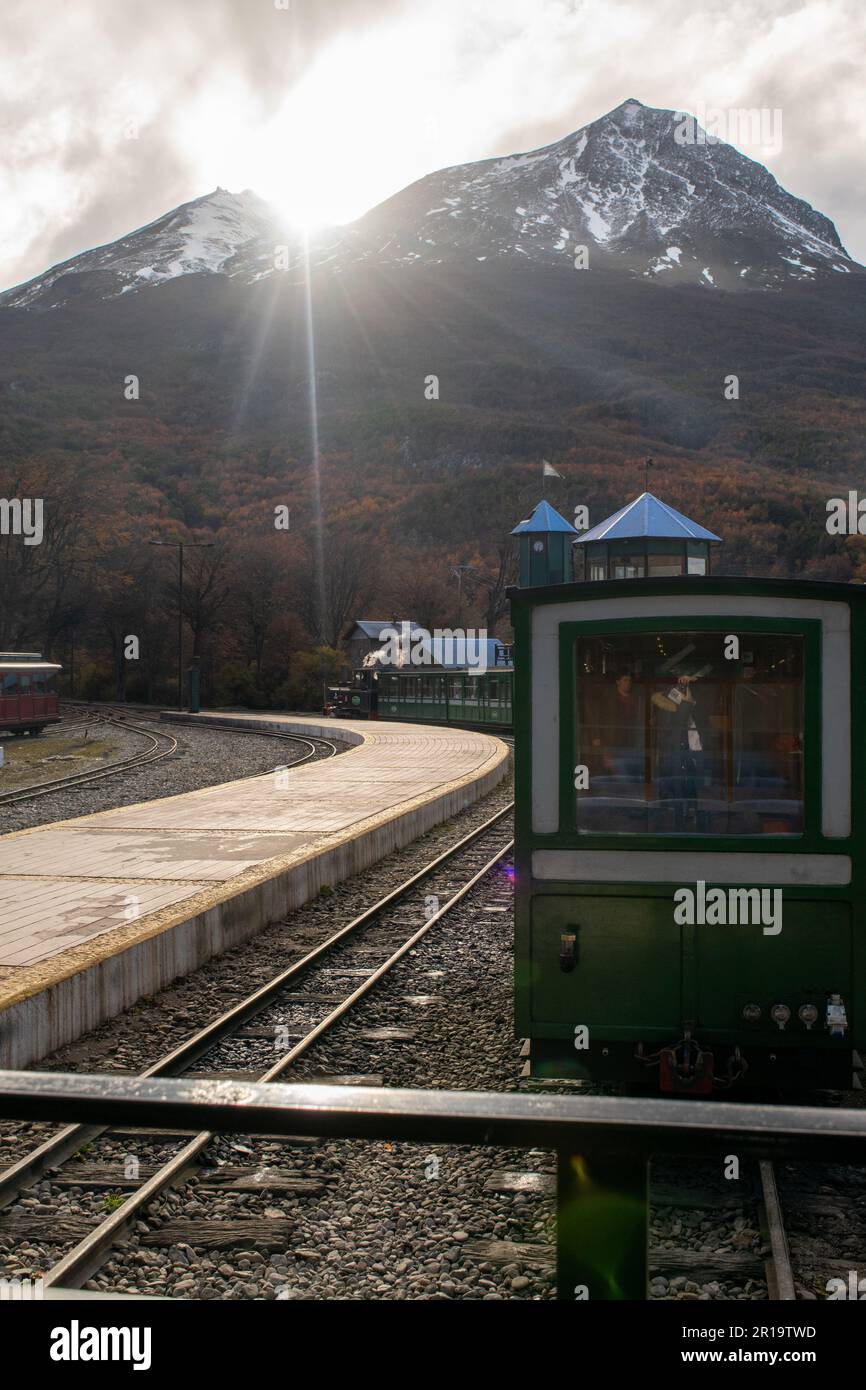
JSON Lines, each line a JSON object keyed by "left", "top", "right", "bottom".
{"left": 464, "top": 1140, "right": 799, "bottom": 1300}
{"left": 645, "top": 1153, "right": 795, "bottom": 1301}
{"left": 757, "top": 1160, "right": 796, "bottom": 1299}
{"left": 0, "top": 801, "right": 514, "bottom": 1293}
{"left": 83, "top": 701, "right": 342, "bottom": 768}
{"left": 516, "top": 1057, "right": 802, "bottom": 1300}
{"left": 0, "top": 715, "right": 178, "bottom": 806}
{"left": 0, "top": 706, "right": 338, "bottom": 806}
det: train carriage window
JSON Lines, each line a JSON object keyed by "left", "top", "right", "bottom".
{"left": 3, "top": 673, "right": 18, "bottom": 694}
{"left": 575, "top": 632, "right": 805, "bottom": 835}
{"left": 449, "top": 677, "right": 463, "bottom": 703}
{"left": 488, "top": 677, "right": 499, "bottom": 706}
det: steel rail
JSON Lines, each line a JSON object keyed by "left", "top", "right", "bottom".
{"left": 0, "top": 713, "right": 338, "bottom": 806}
{"left": 0, "top": 802, "right": 513, "bottom": 1212}
{"left": 758, "top": 1159, "right": 797, "bottom": 1300}
{"left": 0, "top": 718, "right": 178, "bottom": 805}
{"left": 74, "top": 702, "right": 341, "bottom": 772}
{"left": 157, "top": 720, "right": 341, "bottom": 765}
{"left": 37, "top": 836, "right": 513, "bottom": 1289}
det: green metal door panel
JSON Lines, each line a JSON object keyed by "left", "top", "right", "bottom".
{"left": 695, "top": 902, "right": 853, "bottom": 1036}
{"left": 531, "top": 896, "right": 682, "bottom": 1036}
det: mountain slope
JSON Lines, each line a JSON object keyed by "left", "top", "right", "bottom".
{"left": 3, "top": 99, "right": 861, "bottom": 310}
{"left": 2, "top": 188, "right": 283, "bottom": 309}
{"left": 322, "top": 99, "right": 859, "bottom": 290}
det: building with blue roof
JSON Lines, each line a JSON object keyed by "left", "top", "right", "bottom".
{"left": 511, "top": 501, "right": 577, "bottom": 587}
{"left": 511, "top": 500, "right": 580, "bottom": 535}
{"left": 574, "top": 491, "right": 722, "bottom": 582}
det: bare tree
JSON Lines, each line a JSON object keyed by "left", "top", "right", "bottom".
{"left": 182, "top": 542, "right": 232, "bottom": 673}
{"left": 295, "top": 530, "right": 378, "bottom": 648}
{"left": 228, "top": 539, "right": 288, "bottom": 678}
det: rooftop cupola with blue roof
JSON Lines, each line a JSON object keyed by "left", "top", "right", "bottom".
{"left": 573, "top": 491, "right": 722, "bottom": 582}
{"left": 511, "top": 500, "right": 578, "bottom": 587}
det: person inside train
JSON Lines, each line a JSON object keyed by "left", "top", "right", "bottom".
{"left": 651, "top": 672, "right": 706, "bottom": 830}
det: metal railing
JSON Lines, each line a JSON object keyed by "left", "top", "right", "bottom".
{"left": 2, "top": 1070, "right": 865, "bottom": 1300}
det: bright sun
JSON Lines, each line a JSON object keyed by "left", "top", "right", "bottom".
{"left": 241, "top": 27, "right": 434, "bottom": 232}
{"left": 191, "top": 20, "right": 447, "bottom": 233}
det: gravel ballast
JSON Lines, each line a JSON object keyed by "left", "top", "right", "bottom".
{"left": 0, "top": 729, "right": 846, "bottom": 1302}
{"left": 0, "top": 709, "right": 340, "bottom": 834}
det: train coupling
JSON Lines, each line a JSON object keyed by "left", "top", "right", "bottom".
{"left": 827, "top": 994, "right": 849, "bottom": 1038}
{"left": 659, "top": 1035, "right": 714, "bottom": 1094}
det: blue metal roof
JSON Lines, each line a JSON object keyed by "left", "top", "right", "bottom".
{"left": 574, "top": 492, "right": 722, "bottom": 544}
{"left": 511, "top": 500, "right": 577, "bottom": 536}
{"left": 349, "top": 620, "right": 422, "bottom": 640}
{"left": 364, "top": 634, "right": 512, "bottom": 671}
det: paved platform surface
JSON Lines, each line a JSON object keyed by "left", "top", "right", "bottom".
{"left": 0, "top": 713, "right": 509, "bottom": 1067}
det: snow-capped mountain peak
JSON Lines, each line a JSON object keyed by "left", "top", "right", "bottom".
{"left": 2, "top": 187, "right": 283, "bottom": 308}
{"left": 326, "top": 97, "right": 857, "bottom": 289}
{"left": 2, "top": 99, "right": 860, "bottom": 308}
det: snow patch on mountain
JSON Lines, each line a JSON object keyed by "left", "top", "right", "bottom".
{"left": 1, "top": 188, "right": 282, "bottom": 308}
{"left": 314, "top": 97, "right": 860, "bottom": 291}
{"left": 2, "top": 99, "right": 862, "bottom": 308}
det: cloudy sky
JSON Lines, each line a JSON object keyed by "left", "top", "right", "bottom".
{"left": 3, "top": 0, "right": 865, "bottom": 291}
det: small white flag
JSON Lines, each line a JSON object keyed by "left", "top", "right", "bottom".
{"left": 542, "top": 460, "right": 562, "bottom": 479}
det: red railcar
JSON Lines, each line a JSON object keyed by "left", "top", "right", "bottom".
{"left": 0, "top": 653, "right": 62, "bottom": 735}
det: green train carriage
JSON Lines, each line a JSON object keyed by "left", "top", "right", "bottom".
{"left": 510, "top": 496, "right": 865, "bottom": 1092}
{"left": 377, "top": 668, "right": 513, "bottom": 729}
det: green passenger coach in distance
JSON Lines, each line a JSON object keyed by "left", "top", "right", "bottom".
{"left": 509, "top": 491, "right": 864, "bottom": 1092}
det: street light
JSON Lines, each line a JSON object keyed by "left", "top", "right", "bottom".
{"left": 450, "top": 564, "right": 477, "bottom": 628}
{"left": 147, "top": 540, "right": 214, "bottom": 710}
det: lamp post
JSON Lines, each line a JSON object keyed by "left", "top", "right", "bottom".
{"left": 147, "top": 540, "right": 214, "bottom": 710}
{"left": 451, "top": 564, "right": 476, "bottom": 629}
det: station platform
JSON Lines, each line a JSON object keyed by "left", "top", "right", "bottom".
{"left": 0, "top": 714, "right": 509, "bottom": 1069}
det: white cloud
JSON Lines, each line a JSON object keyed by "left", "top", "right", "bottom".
{"left": 2, "top": 0, "right": 865, "bottom": 289}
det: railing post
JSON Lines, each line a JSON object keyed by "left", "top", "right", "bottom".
{"left": 556, "top": 1146, "right": 649, "bottom": 1301}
